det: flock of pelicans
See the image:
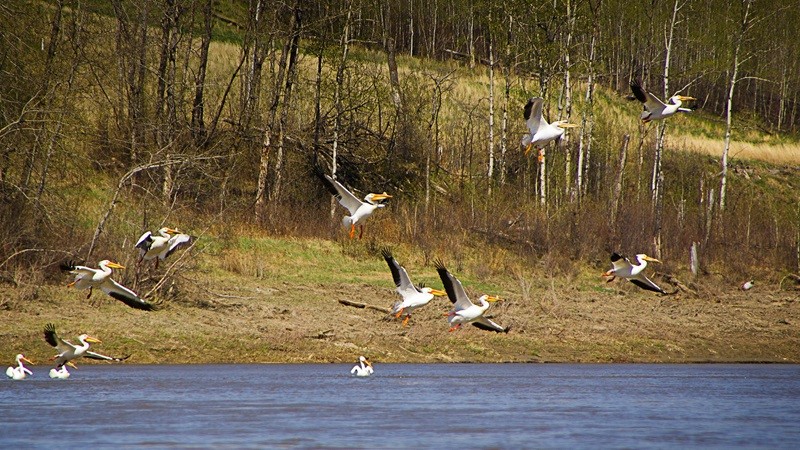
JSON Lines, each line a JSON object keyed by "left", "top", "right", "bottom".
{"left": 7, "top": 81, "right": 687, "bottom": 379}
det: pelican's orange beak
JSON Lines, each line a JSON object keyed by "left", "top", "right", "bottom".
{"left": 106, "top": 261, "right": 125, "bottom": 269}
{"left": 430, "top": 289, "right": 447, "bottom": 296}
{"left": 85, "top": 336, "right": 102, "bottom": 344}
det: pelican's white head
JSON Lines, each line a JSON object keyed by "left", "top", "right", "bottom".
{"left": 669, "top": 95, "right": 695, "bottom": 105}
{"left": 364, "top": 192, "right": 392, "bottom": 205}
{"left": 98, "top": 260, "right": 125, "bottom": 270}
{"left": 16, "top": 354, "right": 33, "bottom": 365}
{"left": 158, "top": 227, "right": 179, "bottom": 236}
{"left": 420, "top": 287, "right": 447, "bottom": 296}
{"left": 636, "top": 254, "right": 661, "bottom": 264}
{"left": 78, "top": 334, "right": 102, "bottom": 344}
{"left": 358, "top": 356, "right": 372, "bottom": 367}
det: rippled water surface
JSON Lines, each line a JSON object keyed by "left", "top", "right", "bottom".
{"left": 2, "top": 364, "right": 799, "bottom": 448}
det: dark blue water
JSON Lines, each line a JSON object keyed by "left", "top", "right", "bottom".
{"left": 2, "top": 364, "right": 799, "bottom": 448}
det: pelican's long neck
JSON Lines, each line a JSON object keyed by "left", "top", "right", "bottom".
{"left": 77, "top": 337, "right": 91, "bottom": 352}
{"left": 478, "top": 297, "right": 491, "bottom": 313}
{"left": 634, "top": 255, "right": 648, "bottom": 270}
{"left": 98, "top": 262, "right": 113, "bottom": 276}
{"left": 17, "top": 356, "right": 25, "bottom": 368}
{"left": 669, "top": 97, "right": 682, "bottom": 107}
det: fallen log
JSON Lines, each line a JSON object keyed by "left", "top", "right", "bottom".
{"left": 338, "top": 299, "right": 392, "bottom": 314}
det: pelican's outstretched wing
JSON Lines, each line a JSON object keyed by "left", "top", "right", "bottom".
{"left": 315, "top": 168, "right": 363, "bottom": 215}
{"left": 165, "top": 233, "right": 193, "bottom": 259}
{"left": 610, "top": 252, "right": 633, "bottom": 273}
{"left": 135, "top": 231, "right": 153, "bottom": 251}
{"left": 44, "top": 323, "right": 75, "bottom": 353}
{"left": 434, "top": 260, "right": 473, "bottom": 310}
{"left": 382, "top": 248, "right": 420, "bottom": 296}
{"left": 99, "top": 279, "right": 159, "bottom": 311}
{"left": 84, "top": 351, "right": 130, "bottom": 362}
{"left": 523, "top": 97, "right": 548, "bottom": 134}
{"left": 472, "top": 316, "right": 510, "bottom": 333}
{"left": 630, "top": 79, "right": 665, "bottom": 111}
{"left": 630, "top": 275, "right": 666, "bottom": 294}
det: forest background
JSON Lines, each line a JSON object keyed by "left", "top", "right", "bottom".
{"left": 1, "top": 0, "right": 798, "bottom": 363}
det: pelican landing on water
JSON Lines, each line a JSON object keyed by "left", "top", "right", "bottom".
{"left": 44, "top": 323, "right": 130, "bottom": 370}
{"left": 629, "top": 79, "right": 695, "bottom": 123}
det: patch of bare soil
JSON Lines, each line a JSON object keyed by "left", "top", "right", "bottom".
{"left": 1, "top": 272, "right": 798, "bottom": 365}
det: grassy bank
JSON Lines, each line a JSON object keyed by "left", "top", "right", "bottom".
{"left": 3, "top": 234, "right": 798, "bottom": 365}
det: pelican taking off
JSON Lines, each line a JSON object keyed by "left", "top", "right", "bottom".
{"left": 630, "top": 79, "right": 695, "bottom": 123}
{"left": 316, "top": 168, "right": 392, "bottom": 239}
{"left": 382, "top": 248, "right": 446, "bottom": 327}
{"left": 44, "top": 323, "right": 130, "bottom": 370}
{"left": 350, "top": 356, "right": 373, "bottom": 377}
{"left": 61, "top": 260, "right": 159, "bottom": 311}
{"left": 435, "top": 261, "right": 509, "bottom": 333}
{"left": 603, "top": 252, "right": 667, "bottom": 294}
{"left": 135, "top": 227, "right": 193, "bottom": 268}
{"left": 6, "top": 354, "right": 33, "bottom": 380}
{"left": 521, "top": 97, "right": 577, "bottom": 158}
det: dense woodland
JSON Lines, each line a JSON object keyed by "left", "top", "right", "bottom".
{"left": 2, "top": 0, "right": 800, "bottom": 284}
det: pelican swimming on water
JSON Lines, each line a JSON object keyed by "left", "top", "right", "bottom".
{"left": 44, "top": 323, "right": 129, "bottom": 370}
{"left": 61, "top": 260, "right": 159, "bottom": 311}
{"left": 49, "top": 361, "right": 77, "bottom": 379}
{"left": 630, "top": 79, "right": 696, "bottom": 123}
{"left": 603, "top": 252, "right": 667, "bottom": 294}
{"left": 350, "top": 356, "right": 373, "bottom": 377}
{"left": 521, "top": 97, "right": 578, "bottom": 159}
{"left": 135, "top": 227, "right": 193, "bottom": 269}
{"left": 435, "top": 261, "right": 509, "bottom": 333}
{"left": 316, "top": 168, "right": 392, "bottom": 239}
{"left": 6, "top": 354, "right": 34, "bottom": 380}
{"left": 382, "top": 248, "right": 446, "bottom": 327}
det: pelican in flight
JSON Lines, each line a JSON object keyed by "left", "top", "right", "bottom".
{"left": 61, "top": 260, "right": 159, "bottom": 311}
{"left": 49, "top": 362, "right": 77, "bottom": 379}
{"left": 6, "top": 354, "right": 34, "bottom": 380}
{"left": 435, "top": 261, "right": 509, "bottom": 333}
{"left": 630, "top": 79, "right": 695, "bottom": 123}
{"left": 521, "top": 97, "right": 577, "bottom": 160}
{"left": 135, "top": 227, "right": 193, "bottom": 268}
{"left": 603, "top": 252, "right": 666, "bottom": 294}
{"left": 350, "top": 356, "right": 373, "bottom": 377}
{"left": 382, "top": 248, "right": 446, "bottom": 327}
{"left": 316, "top": 168, "right": 392, "bottom": 239}
{"left": 44, "top": 323, "right": 129, "bottom": 370}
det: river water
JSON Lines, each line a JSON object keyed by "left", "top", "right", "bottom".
{"left": 2, "top": 363, "right": 799, "bottom": 448}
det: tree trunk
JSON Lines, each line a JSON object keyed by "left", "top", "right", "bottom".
{"left": 720, "top": 0, "right": 753, "bottom": 213}
{"left": 331, "top": 0, "right": 353, "bottom": 218}
{"left": 269, "top": 4, "right": 302, "bottom": 202}
{"left": 487, "top": 27, "right": 495, "bottom": 194}
{"left": 191, "top": 0, "right": 213, "bottom": 145}
{"left": 611, "top": 134, "right": 630, "bottom": 235}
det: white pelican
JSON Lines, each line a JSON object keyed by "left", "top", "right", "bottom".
{"left": 316, "top": 169, "right": 392, "bottom": 239}
{"left": 603, "top": 252, "right": 666, "bottom": 294}
{"left": 435, "top": 261, "right": 509, "bottom": 333}
{"left": 382, "top": 248, "right": 446, "bottom": 327}
{"left": 44, "top": 323, "right": 130, "bottom": 369}
{"left": 6, "top": 354, "right": 34, "bottom": 380}
{"left": 741, "top": 280, "right": 755, "bottom": 291}
{"left": 630, "top": 79, "right": 695, "bottom": 123}
{"left": 350, "top": 356, "right": 373, "bottom": 376}
{"left": 135, "top": 227, "right": 193, "bottom": 268}
{"left": 60, "top": 260, "right": 159, "bottom": 311}
{"left": 49, "top": 361, "right": 77, "bottom": 379}
{"left": 521, "top": 97, "right": 578, "bottom": 158}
